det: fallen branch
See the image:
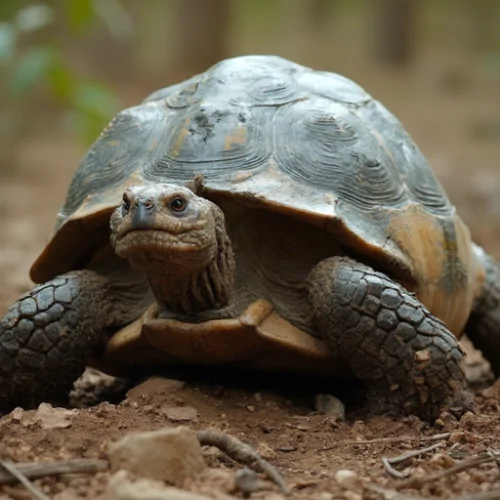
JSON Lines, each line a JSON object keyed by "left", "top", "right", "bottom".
{"left": 348, "top": 433, "right": 451, "bottom": 445}
{"left": 196, "top": 429, "right": 290, "bottom": 495}
{"left": 0, "top": 458, "right": 108, "bottom": 485}
{"left": 382, "top": 443, "right": 445, "bottom": 479}
{"left": 0, "top": 460, "right": 50, "bottom": 500}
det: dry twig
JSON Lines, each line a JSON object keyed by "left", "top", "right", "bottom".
{"left": 0, "top": 460, "right": 51, "bottom": 500}
{"left": 403, "top": 452, "right": 500, "bottom": 488}
{"left": 348, "top": 432, "right": 451, "bottom": 445}
{"left": 0, "top": 458, "right": 108, "bottom": 485}
{"left": 382, "top": 442, "right": 445, "bottom": 479}
{"left": 196, "top": 429, "right": 290, "bottom": 495}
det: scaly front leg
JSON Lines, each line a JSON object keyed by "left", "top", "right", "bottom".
{"left": 0, "top": 270, "right": 141, "bottom": 412}
{"left": 307, "top": 256, "right": 474, "bottom": 421}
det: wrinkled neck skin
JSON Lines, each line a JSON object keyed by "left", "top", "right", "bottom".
{"left": 144, "top": 212, "right": 236, "bottom": 322}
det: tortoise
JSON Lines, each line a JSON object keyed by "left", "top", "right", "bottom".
{"left": 0, "top": 55, "right": 499, "bottom": 421}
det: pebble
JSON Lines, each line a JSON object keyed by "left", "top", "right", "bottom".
{"left": 275, "top": 443, "right": 298, "bottom": 452}
{"left": 105, "top": 470, "right": 212, "bottom": 500}
{"left": 319, "top": 493, "right": 333, "bottom": 500}
{"left": 256, "top": 442, "right": 276, "bottom": 460}
{"left": 343, "top": 492, "right": 362, "bottom": 500}
{"left": 126, "top": 377, "right": 185, "bottom": 402}
{"left": 429, "top": 453, "right": 456, "bottom": 469}
{"left": 161, "top": 405, "right": 198, "bottom": 422}
{"left": 482, "top": 379, "right": 500, "bottom": 400}
{"left": 314, "top": 394, "right": 346, "bottom": 421}
{"left": 108, "top": 426, "right": 206, "bottom": 485}
{"left": 334, "top": 469, "right": 362, "bottom": 492}
{"left": 13, "top": 403, "right": 76, "bottom": 430}
{"left": 449, "top": 430, "right": 475, "bottom": 444}
{"left": 234, "top": 467, "right": 266, "bottom": 495}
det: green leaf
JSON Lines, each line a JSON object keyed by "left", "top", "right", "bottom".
{"left": 47, "top": 62, "right": 76, "bottom": 102}
{"left": 64, "top": 109, "right": 111, "bottom": 146}
{"left": 15, "top": 4, "right": 54, "bottom": 33}
{"left": 0, "top": 22, "right": 16, "bottom": 63}
{"left": 64, "top": 0, "right": 95, "bottom": 33}
{"left": 10, "top": 46, "right": 58, "bottom": 94}
{"left": 71, "top": 81, "right": 119, "bottom": 119}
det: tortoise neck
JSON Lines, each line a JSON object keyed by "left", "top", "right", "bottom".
{"left": 146, "top": 216, "right": 236, "bottom": 319}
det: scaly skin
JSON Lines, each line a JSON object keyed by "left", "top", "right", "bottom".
{"left": 307, "top": 256, "right": 474, "bottom": 421}
{"left": 466, "top": 248, "right": 500, "bottom": 377}
{"left": 0, "top": 270, "right": 137, "bottom": 411}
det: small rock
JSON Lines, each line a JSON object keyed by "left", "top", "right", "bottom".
{"left": 314, "top": 394, "right": 346, "bottom": 420}
{"left": 429, "top": 453, "right": 456, "bottom": 469}
{"left": 256, "top": 442, "right": 276, "bottom": 460}
{"left": 161, "top": 406, "right": 198, "bottom": 422}
{"left": 108, "top": 426, "right": 206, "bottom": 485}
{"left": 434, "top": 418, "right": 445, "bottom": 428}
{"left": 246, "top": 405, "right": 255, "bottom": 412}
{"left": 105, "top": 470, "right": 212, "bottom": 500}
{"left": 34, "top": 403, "right": 75, "bottom": 430}
{"left": 126, "top": 377, "right": 185, "bottom": 401}
{"left": 10, "top": 407, "right": 34, "bottom": 427}
{"left": 449, "top": 430, "right": 475, "bottom": 444}
{"left": 234, "top": 467, "right": 266, "bottom": 495}
{"left": 319, "top": 493, "right": 333, "bottom": 500}
{"left": 334, "top": 469, "right": 362, "bottom": 492}
{"left": 275, "top": 443, "right": 297, "bottom": 452}
{"left": 344, "top": 492, "right": 362, "bottom": 500}
{"left": 482, "top": 379, "right": 500, "bottom": 400}
{"left": 350, "top": 420, "right": 367, "bottom": 438}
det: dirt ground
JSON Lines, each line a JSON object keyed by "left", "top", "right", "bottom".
{"left": 0, "top": 67, "right": 499, "bottom": 499}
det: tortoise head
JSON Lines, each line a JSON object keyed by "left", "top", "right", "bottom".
{"left": 110, "top": 184, "right": 224, "bottom": 277}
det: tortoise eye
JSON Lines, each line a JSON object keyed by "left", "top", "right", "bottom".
{"left": 122, "top": 193, "right": 131, "bottom": 215}
{"left": 170, "top": 196, "right": 187, "bottom": 212}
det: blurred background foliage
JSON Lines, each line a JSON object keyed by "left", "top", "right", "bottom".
{"left": 0, "top": 0, "right": 499, "bottom": 300}
{"left": 0, "top": 0, "right": 498, "bottom": 168}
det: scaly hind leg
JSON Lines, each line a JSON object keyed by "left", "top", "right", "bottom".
{"left": 465, "top": 245, "right": 500, "bottom": 377}
{"left": 307, "top": 256, "right": 474, "bottom": 421}
{"left": 0, "top": 270, "right": 144, "bottom": 412}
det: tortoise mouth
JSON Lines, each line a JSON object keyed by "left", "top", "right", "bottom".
{"left": 113, "top": 229, "right": 201, "bottom": 262}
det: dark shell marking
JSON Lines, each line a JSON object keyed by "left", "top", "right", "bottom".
{"left": 57, "top": 55, "right": 453, "bottom": 224}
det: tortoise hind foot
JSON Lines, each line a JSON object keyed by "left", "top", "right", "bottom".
{"left": 0, "top": 270, "right": 130, "bottom": 413}
{"left": 307, "top": 256, "right": 474, "bottom": 422}
{"left": 465, "top": 246, "right": 500, "bottom": 377}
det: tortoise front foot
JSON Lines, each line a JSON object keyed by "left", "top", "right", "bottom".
{"left": 0, "top": 270, "right": 132, "bottom": 413}
{"left": 307, "top": 256, "right": 474, "bottom": 422}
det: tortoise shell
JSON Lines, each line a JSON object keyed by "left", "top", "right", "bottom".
{"left": 30, "top": 55, "right": 484, "bottom": 336}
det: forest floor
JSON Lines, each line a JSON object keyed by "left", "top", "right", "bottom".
{"left": 0, "top": 66, "right": 499, "bottom": 499}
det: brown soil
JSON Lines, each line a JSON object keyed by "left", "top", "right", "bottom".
{"left": 0, "top": 68, "right": 499, "bottom": 499}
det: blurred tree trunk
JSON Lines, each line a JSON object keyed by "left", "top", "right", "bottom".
{"left": 175, "top": 0, "right": 230, "bottom": 76}
{"left": 372, "top": 0, "right": 416, "bottom": 66}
